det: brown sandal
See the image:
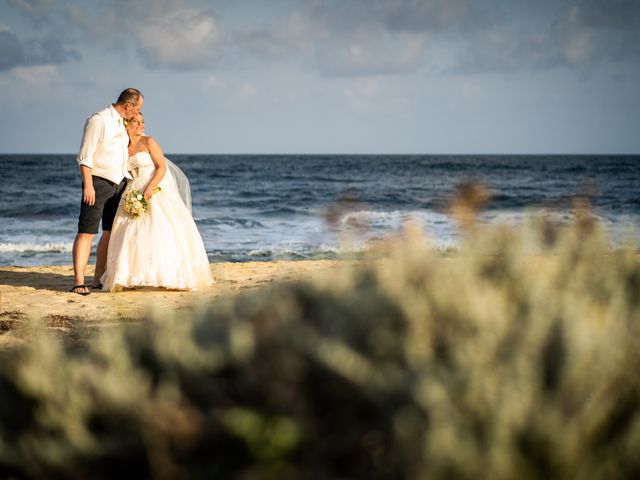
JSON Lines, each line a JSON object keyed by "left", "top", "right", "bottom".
{"left": 69, "top": 285, "right": 91, "bottom": 296}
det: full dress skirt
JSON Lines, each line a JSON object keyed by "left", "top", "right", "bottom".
{"left": 101, "top": 152, "right": 213, "bottom": 291}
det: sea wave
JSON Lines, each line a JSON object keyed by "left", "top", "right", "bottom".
{"left": 0, "top": 242, "right": 73, "bottom": 253}
{"left": 1, "top": 154, "right": 639, "bottom": 268}
{"left": 195, "top": 216, "right": 265, "bottom": 228}
{"left": 338, "top": 209, "right": 451, "bottom": 228}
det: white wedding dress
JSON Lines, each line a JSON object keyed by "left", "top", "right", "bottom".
{"left": 101, "top": 151, "right": 213, "bottom": 291}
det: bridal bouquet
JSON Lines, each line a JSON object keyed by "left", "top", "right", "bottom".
{"left": 123, "top": 187, "right": 161, "bottom": 219}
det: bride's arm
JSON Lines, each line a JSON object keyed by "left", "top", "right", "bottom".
{"left": 144, "top": 136, "right": 167, "bottom": 201}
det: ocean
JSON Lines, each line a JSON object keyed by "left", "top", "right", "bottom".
{"left": 1, "top": 154, "right": 639, "bottom": 267}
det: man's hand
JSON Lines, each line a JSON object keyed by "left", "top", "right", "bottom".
{"left": 83, "top": 184, "right": 96, "bottom": 206}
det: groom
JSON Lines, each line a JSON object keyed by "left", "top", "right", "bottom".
{"left": 70, "top": 88, "right": 144, "bottom": 295}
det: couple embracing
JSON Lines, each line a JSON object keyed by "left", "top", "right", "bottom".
{"left": 71, "top": 88, "right": 213, "bottom": 295}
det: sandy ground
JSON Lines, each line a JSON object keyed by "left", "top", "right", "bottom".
{"left": 0, "top": 260, "right": 344, "bottom": 349}
{"left": 2, "top": 252, "right": 636, "bottom": 350}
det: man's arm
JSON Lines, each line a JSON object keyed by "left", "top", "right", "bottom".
{"left": 77, "top": 114, "right": 104, "bottom": 206}
{"left": 80, "top": 165, "right": 96, "bottom": 205}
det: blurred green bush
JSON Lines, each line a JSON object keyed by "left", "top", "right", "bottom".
{"left": 1, "top": 215, "right": 639, "bottom": 479}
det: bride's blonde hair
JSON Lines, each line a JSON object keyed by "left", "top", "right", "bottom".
{"left": 124, "top": 112, "right": 144, "bottom": 127}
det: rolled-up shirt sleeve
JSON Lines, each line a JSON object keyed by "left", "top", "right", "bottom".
{"left": 76, "top": 114, "right": 104, "bottom": 169}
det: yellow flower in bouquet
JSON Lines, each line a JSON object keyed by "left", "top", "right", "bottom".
{"left": 123, "top": 187, "right": 161, "bottom": 219}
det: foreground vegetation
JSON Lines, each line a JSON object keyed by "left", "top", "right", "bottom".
{"left": 1, "top": 212, "right": 639, "bottom": 479}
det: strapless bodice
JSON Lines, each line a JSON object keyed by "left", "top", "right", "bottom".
{"left": 127, "top": 151, "right": 155, "bottom": 170}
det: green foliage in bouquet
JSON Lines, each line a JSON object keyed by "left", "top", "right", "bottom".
{"left": 1, "top": 214, "right": 640, "bottom": 479}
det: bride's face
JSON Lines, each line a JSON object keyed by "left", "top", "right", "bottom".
{"left": 127, "top": 115, "right": 144, "bottom": 136}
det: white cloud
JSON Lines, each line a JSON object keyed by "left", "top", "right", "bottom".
{"left": 55, "top": 0, "right": 224, "bottom": 69}
{"left": 0, "top": 28, "right": 25, "bottom": 71}
{"left": 203, "top": 74, "right": 224, "bottom": 91}
{"left": 377, "top": 0, "right": 471, "bottom": 31}
{"left": 7, "top": 0, "right": 640, "bottom": 77}
{"left": 248, "top": 6, "right": 431, "bottom": 77}
{"left": 136, "top": 7, "right": 222, "bottom": 68}
{"left": 316, "top": 28, "right": 428, "bottom": 76}
{"left": 238, "top": 82, "right": 257, "bottom": 98}
{"left": 11, "top": 64, "right": 58, "bottom": 85}
{"left": 344, "top": 77, "right": 384, "bottom": 109}
{"left": 265, "top": 0, "right": 640, "bottom": 76}
{"left": 7, "top": 0, "right": 54, "bottom": 16}
{"left": 562, "top": 30, "right": 595, "bottom": 65}
{"left": 62, "top": 3, "right": 106, "bottom": 38}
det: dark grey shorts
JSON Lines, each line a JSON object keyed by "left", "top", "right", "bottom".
{"left": 77, "top": 176, "right": 126, "bottom": 234}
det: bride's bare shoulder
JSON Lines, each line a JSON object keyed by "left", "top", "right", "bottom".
{"left": 142, "top": 135, "right": 160, "bottom": 148}
{"left": 143, "top": 135, "right": 164, "bottom": 156}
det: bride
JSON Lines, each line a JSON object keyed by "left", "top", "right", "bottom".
{"left": 101, "top": 113, "right": 213, "bottom": 291}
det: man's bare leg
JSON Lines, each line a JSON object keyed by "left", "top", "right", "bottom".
{"left": 91, "top": 230, "right": 111, "bottom": 287}
{"left": 72, "top": 233, "right": 95, "bottom": 289}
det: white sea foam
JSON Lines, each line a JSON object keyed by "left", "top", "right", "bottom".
{"left": 0, "top": 242, "right": 73, "bottom": 253}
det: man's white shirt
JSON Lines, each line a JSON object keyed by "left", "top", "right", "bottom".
{"left": 77, "top": 105, "right": 132, "bottom": 184}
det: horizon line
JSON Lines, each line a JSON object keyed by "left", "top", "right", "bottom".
{"left": 1, "top": 152, "right": 639, "bottom": 156}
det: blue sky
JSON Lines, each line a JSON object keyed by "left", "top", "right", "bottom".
{"left": 1, "top": 0, "right": 639, "bottom": 154}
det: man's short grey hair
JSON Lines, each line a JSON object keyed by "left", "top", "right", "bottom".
{"left": 116, "top": 88, "right": 143, "bottom": 106}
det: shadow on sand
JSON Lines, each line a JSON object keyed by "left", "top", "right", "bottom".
{"left": 0, "top": 268, "right": 80, "bottom": 293}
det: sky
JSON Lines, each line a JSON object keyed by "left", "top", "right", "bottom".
{"left": 1, "top": 0, "right": 639, "bottom": 154}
